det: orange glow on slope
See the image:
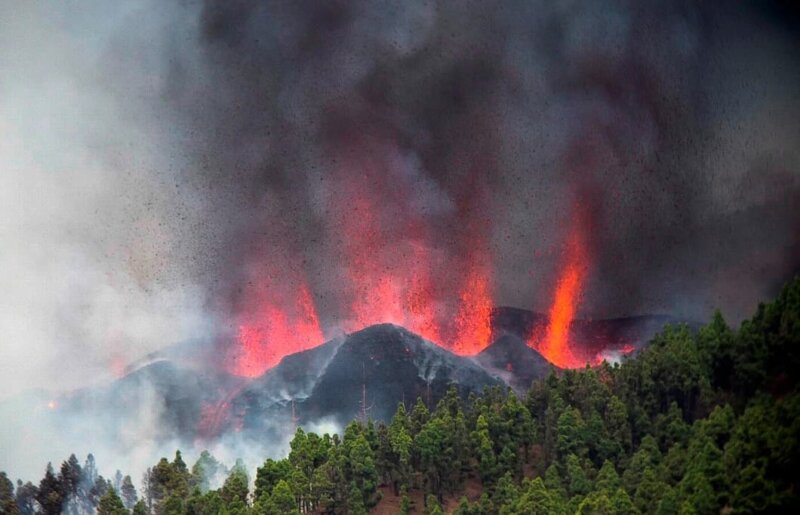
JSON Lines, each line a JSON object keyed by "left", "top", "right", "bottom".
{"left": 531, "top": 212, "right": 589, "bottom": 368}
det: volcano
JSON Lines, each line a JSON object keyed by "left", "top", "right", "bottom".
{"left": 230, "top": 323, "right": 503, "bottom": 436}
{"left": 474, "top": 334, "right": 554, "bottom": 392}
{"left": 490, "top": 307, "right": 686, "bottom": 366}
{"left": 11, "top": 313, "right": 682, "bottom": 453}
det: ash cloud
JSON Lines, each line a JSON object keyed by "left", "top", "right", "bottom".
{"left": 0, "top": 0, "right": 214, "bottom": 399}
{"left": 171, "top": 0, "right": 800, "bottom": 326}
{"left": 1, "top": 0, "right": 799, "bottom": 484}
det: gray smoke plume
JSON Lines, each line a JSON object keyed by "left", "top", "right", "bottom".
{"left": 165, "top": 0, "right": 800, "bottom": 325}
{"left": 1, "top": 0, "right": 798, "bottom": 483}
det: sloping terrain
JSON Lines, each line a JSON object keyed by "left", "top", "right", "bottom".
{"left": 474, "top": 334, "right": 554, "bottom": 392}
{"left": 233, "top": 324, "right": 503, "bottom": 433}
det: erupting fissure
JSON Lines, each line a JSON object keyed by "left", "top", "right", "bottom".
{"left": 225, "top": 149, "right": 592, "bottom": 376}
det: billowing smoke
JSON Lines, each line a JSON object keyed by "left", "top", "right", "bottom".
{"left": 0, "top": 1, "right": 216, "bottom": 398}
{"left": 169, "top": 0, "right": 800, "bottom": 354}
{"left": 1, "top": 0, "right": 798, "bottom": 483}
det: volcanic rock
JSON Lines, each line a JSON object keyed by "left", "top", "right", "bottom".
{"left": 232, "top": 323, "right": 503, "bottom": 433}
{"left": 474, "top": 334, "right": 554, "bottom": 392}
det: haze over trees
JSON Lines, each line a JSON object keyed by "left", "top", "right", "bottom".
{"left": 2, "top": 278, "right": 799, "bottom": 513}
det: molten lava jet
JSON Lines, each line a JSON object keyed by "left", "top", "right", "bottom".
{"left": 451, "top": 265, "right": 493, "bottom": 355}
{"left": 530, "top": 212, "right": 589, "bottom": 368}
{"left": 230, "top": 283, "right": 323, "bottom": 377}
{"left": 323, "top": 144, "right": 494, "bottom": 357}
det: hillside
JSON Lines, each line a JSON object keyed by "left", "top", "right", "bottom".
{"left": 5, "top": 278, "right": 799, "bottom": 514}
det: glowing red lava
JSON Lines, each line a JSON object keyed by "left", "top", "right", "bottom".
{"left": 230, "top": 283, "right": 323, "bottom": 377}
{"left": 529, "top": 211, "right": 589, "bottom": 368}
{"left": 223, "top": 137, "right": 511, "bottom": 376}
{"left": 451, "top": 265, "right": 493, "bottom": 355}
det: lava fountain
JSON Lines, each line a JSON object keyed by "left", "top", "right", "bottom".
{"left": 530, "top": 206, "right": 589, "bottom": 368}
{"left": 230, "top": 282, "right": 323, "bottom": 377}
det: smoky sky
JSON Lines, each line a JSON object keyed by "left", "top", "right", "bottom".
{"left": 165, "top": 0, "right": 800, "bottom": 325}
{"left": 1, "top": 0, "right": 799, "bottom": 395}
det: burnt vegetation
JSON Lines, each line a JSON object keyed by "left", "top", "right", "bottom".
{"left": 3, "top": 277, "right": 800, "bottom": 514}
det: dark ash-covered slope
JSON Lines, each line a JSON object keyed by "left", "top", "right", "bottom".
{"left": 474, "top": 334, "right": 554, "bottom": 392}
{"left": 233, "top": 324, "right": 503, "bottom": 433}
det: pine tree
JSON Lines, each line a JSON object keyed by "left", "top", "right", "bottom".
{"left": 0, "top": 472, "right": 17, "bottom": 515}
{"left": 15, "top": 480, "right": 37, "bottom": 515}
{"left": 36, "top": 463, "right": 64, "bottom": 515}
{"left": 611, "top": 488, "right": 639, "bottom": 515}
{"left": 97, "top": 488, "right": 127, "bottom": 515}
{"left": 168, "top": 450, "right": 191, "bottom": 498}
{"left": 454, "top": 496, "right": 470, "bottom": 515}
{"left": 557, "top": 406, "right": 587, "bottom": 459}
{"left": 595, "top": 460, "right": 621, "bottom": 493}
{"left": 121, "top": 475, "right": 137, "bottom": 510}
{"left": 389, "top": 412, "right": 413, "bottom": 493}
{"left": 622, "top": 436, "right": 661, "bottom": 495}
{"left": 347, "top": 433, "right": 380, "bottom": 508}
{"left": 424, "top": 494, "right": 444, "bottom": 515}
{"left": 517, "top": 477, "right": 561, "bottom": 514}
{"left": 473, "top": 414, "right": 497, "bottom": 484}
{"left": 132, "top": 499, "right": 148, "bottom": 515}
{"left": 310, "top": 461, "right": 335, "bottom": 512}
{"left": 677, "top": 470, "right": 716, "bottom": 515}
{"left": 148, "top": 458, "right": 173, "bottom": 510}
{"left": 411, "top": 397, "right": 430, "bottom": 436}
{"left": 566, "top": 454, "right": 590, "bottom": 498}
{"left": 81, "top": 454, "right": 98, "bottom": 514}
{"left": 221, "top": 459, "right": 249, "bottom": 506}
{"left": 90, "top": 476, "right": 111, "bottom": 510}
{"left": 60, "top": 454, "right": 82, "bottom": 515}
{"left": 577, "top": 490, "right": 613, "bottom": 514}
{"left": 655, "top": 486, "right": 679, "bottom": 515}
{"left": 161, "top": 494, "right": 183, "bottom": 515}
{"left": 191, "top": 450, "right": 223, "bottom": 493}
{"left": 268, "top": 479, "right": 298, "bottom": 515}
{"left": 399, "top": 486, "right": 412, "bottom": 515}
{"left": 493, "top": 472, "right": 520, "bottom": 510}
{"left": 544, "top": 463, "right": 567, "bottom": 502}
{"left": 633, "top": 467, "right": 665, "bottom": 514}
{"left": 697, "top": 310, "right": 735, "bottom": 391}
{"left": 255, "top": 458, "right": 292, "bottom": 502}
{"left": 346, "top": 483, "right": 367, "bottom": 515}
{"left": 605, "top": 395, "right": 632, "bottom": 458}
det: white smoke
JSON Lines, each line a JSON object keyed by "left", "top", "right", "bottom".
{"left": 0, "top": 0, "right": 210, "bottom": 399}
